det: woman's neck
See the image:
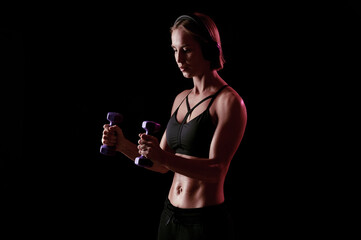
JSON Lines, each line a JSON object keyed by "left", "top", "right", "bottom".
{"left": 192, "top": 70, "right": 225, "bottom": 94}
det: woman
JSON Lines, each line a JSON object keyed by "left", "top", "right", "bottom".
{"left": 102, "top": 12, "right": 247, "bottom": 240}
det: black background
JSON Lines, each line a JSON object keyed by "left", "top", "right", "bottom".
{"left": 2, "top": 1, "right": 359, "bottom": 239}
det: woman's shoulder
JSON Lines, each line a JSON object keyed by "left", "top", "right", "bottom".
{"left": 173, "top": 89, "right": 192, "bottom": 104}
{"left": 221, "top": 86, "right": 243, "bottom": 102}
{"left": 213, "top": 86, "right": 247, "bottom": 125}
{"left": 176, "top": 89, "right": 192, "bottom": 99}
{"left": 216, "top": 86, "right": 246, "bottom": 112}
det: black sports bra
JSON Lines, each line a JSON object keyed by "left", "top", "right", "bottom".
{"left": 166, "top": 85, "right": 228, "bottom": 158}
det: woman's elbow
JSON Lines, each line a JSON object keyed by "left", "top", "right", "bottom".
{"left": 205, "top": 164, "right": 227, "bottom": 183}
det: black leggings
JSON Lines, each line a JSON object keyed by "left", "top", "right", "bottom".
{"left": 157, "top": 199, "right": 235, "bottom": 240}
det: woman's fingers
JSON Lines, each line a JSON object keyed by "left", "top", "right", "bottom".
{"left": 102, "top": 124, "right": 117, "bottom": 145}
{"left": 138, "top": 134, "right": 157, "bottom": 146}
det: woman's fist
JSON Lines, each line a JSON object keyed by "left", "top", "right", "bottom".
{"left": 137, "top": 133, "right": 163, "bottom": 161}
{"left": 102, "top": 124, "right": 125, "bottom": 151}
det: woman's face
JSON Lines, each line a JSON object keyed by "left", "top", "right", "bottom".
{"left": 171, "top": 27, "right": 209, "bottom": 78}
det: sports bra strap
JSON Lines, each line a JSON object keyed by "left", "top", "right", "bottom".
{"left": 186, "top": 85, "right": 228, "bottom": 114}
{"left": 186, "top": 95, "right": 191, "bottom": 112}
{"left": 174, "top": 89, "right": 193, "bottom": 112}
{"left": 206, "top": 85, "right": 228, "bottom": 109}
{"left": 186, "top": 95, "right": 213, "bottom": 113}
{"left": 175, "top": 85, "right": 229, "bottom": 115}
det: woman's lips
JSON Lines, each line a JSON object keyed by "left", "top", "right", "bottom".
{"left": 179, "top": 66, "right": 188, "bottom": 72}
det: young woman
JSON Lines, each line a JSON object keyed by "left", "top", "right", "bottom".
{"left": 102, "top": 12, "right": 247, "bottom": 240}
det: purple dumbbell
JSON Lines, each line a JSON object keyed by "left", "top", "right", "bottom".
{"left": 100, "top": 112, "right": 123, "bottom": 156}
{"left": 135, "top": 121, "right": 161, "bottom": 168}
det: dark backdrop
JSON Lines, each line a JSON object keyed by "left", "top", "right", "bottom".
{"left": 2, "top": 1, "right": 359, "bottom": 239}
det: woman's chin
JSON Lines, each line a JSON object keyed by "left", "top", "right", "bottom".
{"left": 181, "top": 72, "right": 193, "bottom": 78}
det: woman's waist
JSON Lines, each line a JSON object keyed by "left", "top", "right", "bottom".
{"left": 163, "top": 197, "right": 228, "bottom": 218}
{"left": 168, "top": 179, "right": 224, "bottom": 208}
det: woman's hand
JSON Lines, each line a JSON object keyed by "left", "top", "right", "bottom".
{"left": 137, "top": 133, "right": 165, "bottom": 164}
{"left": 102, "top": 124, "right": 125, "bottom": 152}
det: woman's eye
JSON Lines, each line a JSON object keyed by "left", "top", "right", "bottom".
{"left": 172, "top": 47, "right": 190, "bottom": 53}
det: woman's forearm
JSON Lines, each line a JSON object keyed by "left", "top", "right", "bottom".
{"left": 160, "top": 151, "right": 224, "bottom": 183}
{"left": 117, "top": 138, "right": 169, "bottom": 173}
{"left": 117, "top": 138, "right": 139, "bottom": 161}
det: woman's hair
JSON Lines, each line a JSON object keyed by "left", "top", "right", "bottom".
{"left": 171, "top": 12, "right": 225, "bottom": 71}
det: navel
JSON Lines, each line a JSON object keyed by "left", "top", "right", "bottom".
{"left": 176, "top": 185, "right": 183, "bottom": 195}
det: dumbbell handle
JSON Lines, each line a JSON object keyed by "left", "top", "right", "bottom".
{"left": 100, "top": 112, "right": 123, "bottom": 156}
{"left": 135, "top": 121, "right": 161, "bottom": 168}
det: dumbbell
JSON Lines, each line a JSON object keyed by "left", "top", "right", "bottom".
{"left": 135, "top": 121, "right": 161, "bottom": 168}
{"left": 100, "top": 112, "right": 123, "bottom": 156}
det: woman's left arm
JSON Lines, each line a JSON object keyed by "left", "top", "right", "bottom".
{"left": 138, "top": 92, "right": 247, "bottom": 182}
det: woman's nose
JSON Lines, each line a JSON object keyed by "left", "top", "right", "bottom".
{"left": 176, "top": 51, "right": 185, "bottom": 64}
